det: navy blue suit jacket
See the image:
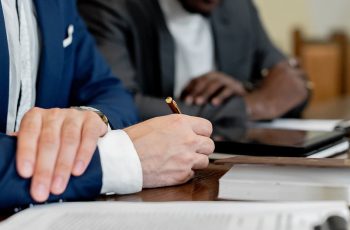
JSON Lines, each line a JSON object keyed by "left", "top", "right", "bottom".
{"left": 0, "top": 0, "right": 138, "bottom": 212}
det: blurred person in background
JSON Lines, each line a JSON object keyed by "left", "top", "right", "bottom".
{"left": 78, "top": 0, "right": 310, "bottom": 126}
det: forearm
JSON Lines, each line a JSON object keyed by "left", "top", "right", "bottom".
{"left": 244, "top": 61, "right": 309, "bottom": 120}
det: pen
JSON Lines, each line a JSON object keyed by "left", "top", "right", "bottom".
{"left": 165, "top": 97, "right": 182, "bottom": 114}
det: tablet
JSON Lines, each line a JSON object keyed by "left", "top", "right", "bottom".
{"left": 213, "top": 127, "right": 346, "bottom": 157}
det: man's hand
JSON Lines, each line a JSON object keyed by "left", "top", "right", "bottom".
{"left": 124, "top": 114, "right": 215, "bottom": 188}
{"left": 244, "top": 60, "right": 309, "bottom": 120}
{"left": 181, "top": 71, "right": 247, "bottom": 106}
{"left": 16, "top": 107, "right": 108, "bottom": 202}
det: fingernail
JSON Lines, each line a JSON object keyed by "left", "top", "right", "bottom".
{"left": 52, "top": 176, "right": 64, "bottom": 193}
{"left": 212, "top": 98, "right": 220, "bottom": 106}
{"left": 73, "top": 161, "right": 85, "bottom": 175}
{"left": 34, "top": 183, "right": 48, "bottom": 202}
{"left": 196, "top": 97, "right": 204, "bottom": 105}
{"left": 185, "top": 97, "right": 193, "bottom": 105}
{"left": 21, "top": 161, "right": 33, "bottom": 178}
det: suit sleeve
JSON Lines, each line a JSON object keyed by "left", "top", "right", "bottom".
{"left": 69, "top": 2, "right": 138, "bottom": 129}
{"left": 0, "top": 134, "right": 102, "bottom": 212}
{"left": 248, "top": 0, "right": 285, "bottom": 74}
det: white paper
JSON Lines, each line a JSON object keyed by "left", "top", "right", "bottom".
{"left": 0, "top": 201, "right": 348, "bottom": 230}
{"left": 253, "top": 119, "right": 342, "bottom": 132}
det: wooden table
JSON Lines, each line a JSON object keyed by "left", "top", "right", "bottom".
{"left": 304, "top": 96, "right": 350, "bottom": 119}
{"left": 1, "top": 96, "right": 350, "bottom": 221}
{"left": 96, "top": 163, "right": 231, "bottom": 203}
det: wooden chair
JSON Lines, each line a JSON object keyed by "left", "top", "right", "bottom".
{"left": 293, "top": 29, "right": 348, "bottom": 106}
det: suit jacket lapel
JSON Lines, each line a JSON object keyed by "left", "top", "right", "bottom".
{"left": 34, "top": 0, "right": 64, "bottom": 108}
{"left": 154, "top": 1, "right": 175, "bottom": 97}
{"left": 158, "top": 25, "right": 175, "bottom": 97}
{"left": 0, "top": 2, "right": 9, "bottom": 132}
{"left": 211, "top": 6, "right": 246, "bottom": 79}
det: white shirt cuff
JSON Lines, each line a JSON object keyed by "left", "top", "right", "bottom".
{"left": 97, "top": 130, "right": 143, "bottom": 195}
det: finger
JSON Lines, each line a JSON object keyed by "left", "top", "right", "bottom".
{"left": 229, "top": 80, "right": 247, "bottom": 96}
{"left": 31, "top": 110, "right": 64, "bottom": 202}
{"left": 72, "top": 113, "right": 105, "bottom": 176}
{"left": 17, "top": 108, "right": 43, "bottom": 178}
{"left": 186, "top": 116, "right": 213, "bottom": 137}
{"left": 181, "top": 81, "right": 197, "bottom": 105}
{"left": 195, "top": 136, "right": 215, "bottom": 156}
{"left": 211, "top": 88, "right": 234, "bottom": 106}
{"left": 192, "top": 154, "right": 209, "bottom": 170}
{"left": 180, "top": 80, "right": 195, "bottom": 99}
{"left": 177, "top": 170, "right": 195, "bottom": 184}
{"left": 51, "top": 114, "right": 83, "bottom": 195}
{"left": 195, "top": 80, "right": 224, "bottom": 105}
{"left": 190, "top": 78, "right": 211, "bottom": 105}
{"left": 183, "top": 77, "right": 210, "bottom": 105}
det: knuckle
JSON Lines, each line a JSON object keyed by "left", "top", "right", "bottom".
{"left": 171, "top": 114, "right": 187, "bottom": 126}
{"left": 175, "top": 170, "right": 193, "bottom": 184}
{"left": 203, "top": 120, "right": 213, "bottom": 135}
{"left": 35, "top": 169, "right": 52, "bottom": 180}
{"left": 197, "top": 157, "right": 209, "bottom": 168}
{"left": 78, "top": 146, "right": 95, "bottom": 157}
{"left": 208, "top": 139, "right": 215, "bottom": 153}
{"left": 174, "top": 152, "right": 194, "bottom": 167}
{"left": 62, "top": 131, "right": 80, "bottom": 146}
{"left": 85, "top": 111, "right": 99, "bottom": 121}
{"left": 65, "top": 121, "right": 82, "bottom": 132}
{"left": 182, "top": 134, "right": 198, "bottom": 148}
{"left": 45, "top": 108, "right": 63, "bottom": 122}
{"left": 41, "top": 133, "right": 59, "bottom": 147}
{"left": 21, "top": 119, "right": 40, "bottom": 133}
{"left": 204, "top": 157, "right": 210, "bottom": 166}
{"left": 28, "top": 107, "right": 42, "bottom": 114}
{"left": 22, "top": 110, "right": 40, "bottom": 125}
{"left": 49, "top": 108, "right": 62, "bottom": 117}
{"left": 83, "top": 127, "right": 100, "bottom": 139}
{"left": 56, "top": 161, "right": 72, "bottom": 173}
{"left": 18, "top": 144, "right": 36, "bottom": 156}
{"left": 207, "top": 121, "right": 213, "bottom": 133}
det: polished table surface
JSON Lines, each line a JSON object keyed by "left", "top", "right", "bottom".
{"left": 304, "top": 96, "right": 350, "bottom": 119}
{"left": 96, "top": 163, "right": 231, "bottom": 203}
{"left": 2, "top": 96, "right": 350, "bottom": 222}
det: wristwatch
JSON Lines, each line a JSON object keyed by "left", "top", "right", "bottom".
{"left": 288, "top": 58, "right": 314, "bottom": 91}
{"left": 71, "top": 106, "right": 109, "bottom": 127}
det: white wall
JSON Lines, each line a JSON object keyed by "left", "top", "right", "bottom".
{"left": 255, "top": 0, "right": 350, "bottom": 55}
{"left": 308, "top": 0, "right": 350, "bottom": 38}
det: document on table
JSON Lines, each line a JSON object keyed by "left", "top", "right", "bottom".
{"left": 0, "top": 201, "right": 348, "bottom": 230}
{"left": 253, "top": 119, "right": 342, "bottom": 131}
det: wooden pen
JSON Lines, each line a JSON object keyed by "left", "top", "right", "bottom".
{"left": 165, "top": 97, "right": 182, "bottom": 114}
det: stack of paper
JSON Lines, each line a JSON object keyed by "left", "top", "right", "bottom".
{"left": 219, "top": 164, "right": 350, "bottom": 204}
{"left": 0, "top": 201, "right": 348, "bottom": 230}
